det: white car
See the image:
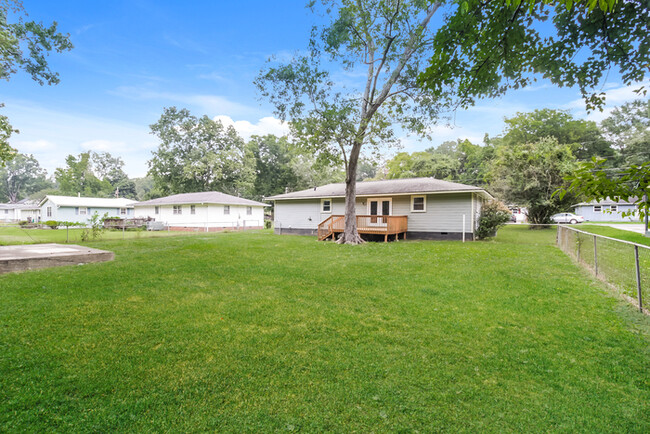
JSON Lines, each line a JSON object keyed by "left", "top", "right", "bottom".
{"left": 551, "top": 213, "right": 585, "bottom": 224}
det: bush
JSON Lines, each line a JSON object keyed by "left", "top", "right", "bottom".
{"left": 18, "top": 220, "right": 29, "bottom": 228}
{"left": 264, "top": 220, "right": 272, "bottom": 229}
{"left": 44, "top": 220, "right": 59, "bottom": 229}
{"left": 81, "top": 212, "right": 108, "bottom": 242}
{"left": 476, "top": 200, "right": 511, "bottom": 240}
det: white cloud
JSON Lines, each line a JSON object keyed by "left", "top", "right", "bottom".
{"left": 564, "top": 81, "right": 649, "bottom": 123}
{"left": 110, "top": 86, "right": 255, "bottom": 117}
{"left": 80, "top": 139, "right": 128, "bottom": 152}
{"left": 14, "top": 139, "right": 56, "bottom": 152}
{"left": 5, "top": 99, "right": 158, "bottom": 178}
{"left": 213, "top": 115, "right": 290, "bottom": 140}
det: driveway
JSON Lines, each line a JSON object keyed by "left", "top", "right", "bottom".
{"left": 593, "top": 223, "right": 648, "bottom": 235}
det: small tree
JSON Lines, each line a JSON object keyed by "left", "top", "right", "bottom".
{"left": 476, "top": 200, "right": 511, "bottom": 240}
{"left": 80, "top": 212, "right": 108, "bottom": 242}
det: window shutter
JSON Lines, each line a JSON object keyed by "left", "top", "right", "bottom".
{"left": 75, "top": 207, "right": 79, "bottom": 215}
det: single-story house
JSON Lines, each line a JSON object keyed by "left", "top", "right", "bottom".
{"left": 573, "top": 198, "right": 639, "bottom": 222}
{"left": 267, "top": 177, "right": 493, "bottom": 240}
{"left": 39, "top": 195, "right": 137, "bottom": 225}
{"left": 134, "top": 191, "right": 268, "bottom": 231}
{"left": 0, "top": 200, "right": 41, "bottom": 222}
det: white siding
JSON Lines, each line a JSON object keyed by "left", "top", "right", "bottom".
{"left": 276, "top": 192, "right": 475, "bottom": 233}
{"left": 135, "top": 203, "right": 264, "bottom": 228}
{"left": 275, "top": 199, "right": 321, "bottom": 230}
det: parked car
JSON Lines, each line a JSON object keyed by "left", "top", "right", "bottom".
{"left": 551, "top": 213, "right": 585, "bottom": 224}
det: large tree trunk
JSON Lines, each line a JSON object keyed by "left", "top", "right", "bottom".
{"left": 337, "top": 141, "right": 364, "bottom": 244}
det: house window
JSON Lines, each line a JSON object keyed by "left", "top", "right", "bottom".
{"left": 246, "top": 206, "right": 252, "bottom": 215}
{"left": 224, "top": 205, "right": 230, "bottom": 215}
{"left": 76, "top": 207, "right": 88, "bottom": 215}
{"left": 321, "top": 198, "right": 332, "bottom": 213}
{"left": 411, "top": 195, "right": 426, "bottom": 212}
{"left": 173, "top": 205, "right": 182, "bottom": 215}
{"left": 155, "top": 206, "right": 159, "bottom": 215}
{"left": 191, "top": 205, "right": 196, "bottom": 215}
{"left": 610, "top": 205, "right": 618, "bottom": 212}
{"left": 593, "top": 205, "right": 602, "bottom": 213}
{"left": 3, "top": 209, "right": 7, "bottom": 214}
{"left": 47, "top": 207, "right": 52, "bottom": 217}
{"left": 120, "top": 208, "right": 127, "bottom": 215}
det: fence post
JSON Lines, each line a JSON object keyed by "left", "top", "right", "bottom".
{"left": 576, "top": 232, "right": 581, "bottom": 262}
{"left": 593, "top": 235, "right": 598, "bottom": 276}
{"left": 635, "top": 245, "right": 643, "bottom": 312}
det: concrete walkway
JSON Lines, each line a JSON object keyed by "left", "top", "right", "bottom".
{"left": 592, "top": 223, "right": 648, "bottom": 235}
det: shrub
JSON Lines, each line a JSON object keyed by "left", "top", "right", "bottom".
{"left": 81, "top": 212, "right": 108, "bottom": 242}
{"left": 44, "top": 220, "right": 59, "bottom": 230}
{"left": 264, "top": 220, "right": 272, "bottom": 229}
{"left": 476, "top": 200, "right": 511, "bottom": 240}
{"left": 18, "top": 220, "right": 29, "bottom": 227}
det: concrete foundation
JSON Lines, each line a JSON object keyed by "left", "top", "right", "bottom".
{"left": 274, "top": 227, "right": 473, "bottom": 241}
{"left": 0, "top": 244, "right": 114, "bottom": 274}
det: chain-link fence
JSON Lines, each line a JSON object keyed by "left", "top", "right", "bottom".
{"left": 557, "top": 225, "right": 650, "bottom": 313}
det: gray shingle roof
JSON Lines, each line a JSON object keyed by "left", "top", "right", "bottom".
{"left": 574, "top": 197, "right": 638, "bottom": 206}
{"left": 267, "top": 177, "right": 491, "bottom": 200}
{"left": 135, "top": 191, "right": 269, "bottom": 207}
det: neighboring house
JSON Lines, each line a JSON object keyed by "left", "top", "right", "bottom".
{"left": 573, "top": 198, "right": 639, "bottom": 222}
{"left": 267, "top": 177, "right": 493, "bottom": 240}
{"left": 39, "top": 195, "right": 137, "bottom": 225}
{"left": 0, "top": 200, "right": 41, "bottom": 222}
{"left": 134, "top": 191, "right": 268, "bottom": 231}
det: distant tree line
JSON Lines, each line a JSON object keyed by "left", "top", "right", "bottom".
{"left": 2, "top": 101, "right": 647, "bottom": 225}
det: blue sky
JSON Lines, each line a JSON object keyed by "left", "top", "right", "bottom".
{"left": 3, "top": 1, "right": 646, "bottom": 178}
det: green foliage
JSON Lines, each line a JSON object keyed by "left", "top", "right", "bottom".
{"left": 80, "top": 212, "right": 108, "bottom": 242}
{"left": 489, "top": 137, "right": 577, "bottom": 224}
{"left": 248, "top": 135, "right": 300, "bottom": 200}
{"left": 561, "top": 158, "right": 650, "bottom": 220}
{"left": 387, "top": 151, "right": 459, "bottom": 180}
{"left": 0, "top": 104, "right": 17, "bottom": 163}
{"left": 54, "top": 151, "right": 133, "bottom": 198}
{"left": 0, "top": 1, "right": 73, "bottom": 162}
{"left": 476, "top": 200, "right": 512, "bottom": 240}
{"left": 420, "top": 1, "right": 649, "bottom": 111}
{"left": 0, "top": 152, "right": 51, "bottom": 202}
{"left": 148, "top": 107, "right": 255, "bottom": 197}
{"left": 497, "top": 109, "right": 613, "bottom": 160}
{"left": 44, "top": 220, "right": 58, "bottom": 229}
{"left": 600, "top": 99, "right": 650, "bottom": 165}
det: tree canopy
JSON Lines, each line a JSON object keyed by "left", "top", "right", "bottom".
{"left": 419, "top": 0, "right": 649, "bottom": 111}
{"left": 0, "top": 152, "right": 50, "bottom": 202}
{"left": 148, "top": 107, "right": 255, "bottom": 197}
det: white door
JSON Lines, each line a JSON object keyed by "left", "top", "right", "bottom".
{"left": 367, "top": 198, "right": 392, "bottom": 225}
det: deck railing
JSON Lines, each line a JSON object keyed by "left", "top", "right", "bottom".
{"left": 318, "top": 215, "right": 408, "bottom": 241}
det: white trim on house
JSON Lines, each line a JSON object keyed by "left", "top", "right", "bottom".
{"left": 367, "top": 197, "right": 392, "bottom": 216}
{"left": 321, "top": 198, "right": 332, "bottom": 213}
{"left": 594, "top": 205, "right": 602, "bottom": 213}
{"left": 410, "top": 195, "right": 426, "bottom": 212}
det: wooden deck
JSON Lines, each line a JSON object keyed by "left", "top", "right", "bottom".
{"left": 318, "top": 215, "right": 408, "bottom": 242}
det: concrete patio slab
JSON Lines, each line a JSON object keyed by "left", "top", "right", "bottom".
{"left": 0, "top": 243, "right": 114, "bottom": 274}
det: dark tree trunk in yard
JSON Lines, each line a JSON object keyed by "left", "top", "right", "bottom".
{"left": 339, "top": 141, "right": 365, "bottom": 244}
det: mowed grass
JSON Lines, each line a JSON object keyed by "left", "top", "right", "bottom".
{"left": 1, "top": 227, "right": 649, "bottom": 432}
{"left": 579, "top": 224, "right": 650, "bottom": 247}
{"left": 0, "top": 225, "right": 204, "bottom": 246}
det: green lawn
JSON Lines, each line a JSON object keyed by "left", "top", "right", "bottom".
{"left": 1, "top": 227, "right": 649, "bottom": 431}
{"left": 579, "top": 224, "right": 650, "bottom": 247}
{"left": 0, "top": 225, "right": 204, "bottom": 246}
